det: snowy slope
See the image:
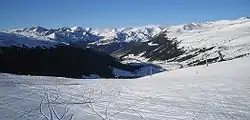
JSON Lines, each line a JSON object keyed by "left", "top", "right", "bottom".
{"left": 1, "top": 17, "right": 249, "bottom": 50}
{"left": 0, "top": 32, "right": 60, "bottom": 47}
{"left": 1, "top": 18, "right": 250, "bottom": 72}
{"left": 172, "top": 19, "right": 250, "bottom": 66}
{"left": 121, "top": 18, "right": 250, "bottom": 68}
{"left": 1, "top": 56, "right": 249, "bottom": 120}
{"left": 172, "top": 19, "right": 250, "bottom": 49}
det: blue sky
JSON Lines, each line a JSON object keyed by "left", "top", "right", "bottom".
{"left": 0, "top": 0, "right": 249, "bottom": 29}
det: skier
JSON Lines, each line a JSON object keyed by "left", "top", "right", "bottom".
{"left": 217, "top": 50, "right": 225, "bottom": 62}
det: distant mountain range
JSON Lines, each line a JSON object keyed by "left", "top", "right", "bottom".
{"left": 1, "top": 17, "right": 248, "bottom": 45}
{"left": 1, "top": 17, "right": 250, "bottom": 78}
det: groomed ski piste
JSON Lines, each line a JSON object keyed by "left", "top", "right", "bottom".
{"left": 1, "top": 55, "right": 250, "bottom": 120}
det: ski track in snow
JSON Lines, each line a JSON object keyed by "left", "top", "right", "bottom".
{"left": 1, "top": 56, "right": 250, "bottom": 120}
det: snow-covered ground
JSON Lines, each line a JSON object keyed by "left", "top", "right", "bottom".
{"left": 174, "top": 19, "right": 250, "bottom": 63}
{"left": 0, "top": 32, "right": 60, "bottom": 47}
{"left": 1, "top": 18, "right": 250, "bottom": 71}
{"left": 1, "top": 56, "right": 250, "bottom": 120}
{"left": 121, "top": 18, "right": 250, "bottom": 70}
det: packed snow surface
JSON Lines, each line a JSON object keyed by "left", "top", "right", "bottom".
{"left": 1, "top": 56, "right": 250, "bottom": 120}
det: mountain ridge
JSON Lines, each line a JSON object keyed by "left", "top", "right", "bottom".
{"left": 2, "top": 17, "right": 249, "bottom": 46}
{"left": 1, "top": 17, "right": 250, "bottom": 71}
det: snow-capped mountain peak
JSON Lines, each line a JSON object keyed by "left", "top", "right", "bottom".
{"left": 71, "top": 26, "right": 84, "bottom": 32}
{"left": 29, "top": 26, "right": 48, "bottom": 33}
{"left": 183, "top": 23, "right": 202, "bottom": 30}
{"left": 238, "top": 16, "right": 250, "bottom": 20}
{"left": 1, "top": 18, "right": 250, "bottom": 48}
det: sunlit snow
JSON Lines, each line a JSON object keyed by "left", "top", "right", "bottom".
{"left": 1, "top": 56, "right": 249, "bottom": 120}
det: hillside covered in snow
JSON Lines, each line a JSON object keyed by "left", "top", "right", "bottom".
{"left": 1, "top": 18, "right": 249, "bottom": 46}
{"left": 0, "top": 55, "right": 249, "bottom": 120}
{"left": 1, "top": 17, "right": 250, "bottom": 77}
{"left": 1, "top": 18, "right": 249, "bottom": 58}
{"left": 0, "top": 17, "right": 250, "bottom": 119}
